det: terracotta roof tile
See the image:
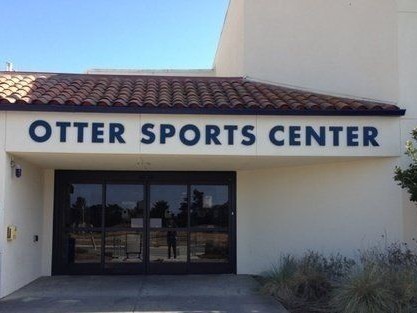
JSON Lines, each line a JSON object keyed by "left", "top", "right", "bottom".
{"left": 0, "top": 72, "right": 403, "bottom": 115}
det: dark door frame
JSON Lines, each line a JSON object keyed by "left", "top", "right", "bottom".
{"left": 52, "top": 170, "right": 237, "bottom": 275}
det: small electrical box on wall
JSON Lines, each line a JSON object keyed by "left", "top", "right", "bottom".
{"left": 6, "top": 225, "right": 17, "bottom": 241}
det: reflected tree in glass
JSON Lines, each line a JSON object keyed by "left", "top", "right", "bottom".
{"left": 191, "top": 187, "right": 229, "bottom": 228}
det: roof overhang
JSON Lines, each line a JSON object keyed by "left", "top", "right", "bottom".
{"left": 0, "top": 72, "right": 406, "bottom": 116}
{"left": 0, "top": 103, "right": 406, "bottom": 116}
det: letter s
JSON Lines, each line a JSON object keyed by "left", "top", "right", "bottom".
{"left": 141, "top": 123, "right": 155, "bottom": 144}
{"left": 242, "top": 125, "right": 256, "bottom": 146}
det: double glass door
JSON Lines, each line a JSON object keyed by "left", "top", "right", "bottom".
{"left": 53, "top": 171, "right": 236, "bottom": 275}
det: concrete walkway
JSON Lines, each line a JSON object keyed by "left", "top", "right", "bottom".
{"left": 0, "top": 275, "right": 288, "bottom": 313}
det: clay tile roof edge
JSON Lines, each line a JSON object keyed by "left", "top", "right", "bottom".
{"left": 0, "top": 71, "right": 406, "bottom": 116}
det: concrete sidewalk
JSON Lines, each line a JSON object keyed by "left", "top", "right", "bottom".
{"left": 0, "top": 275, "right": 288, "bottom": 313}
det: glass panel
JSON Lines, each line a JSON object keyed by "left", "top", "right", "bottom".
{"left": 190, "top": 185, "right": 229, "bottom": 228}
{"left": 67, "top": 184, "right": 102, "bottom": 228}
{"left": 106, "top": 184, "right": 145, "bottom": 228}
{"left": 190, "top": 232, "right": 228, "bottom": 263}
{"left": 104, "top": 231, "right": 143, "bottom": 265}
{"left": 66, "top": 231, "right": 102, "bottom": 263}
{"left": 149, "top": 231, "right": 187, "bottom": 263}
{"left": 150, "top": 185, "right": 188, "bottom": 228}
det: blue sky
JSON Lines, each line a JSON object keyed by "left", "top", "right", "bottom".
{"left": 1, "top": 0, "right": 229, "bottom": 73}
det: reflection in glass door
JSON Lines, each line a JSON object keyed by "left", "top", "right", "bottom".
{"left": 104, "top": 184, "right": 145, "bottom": 273}
{"left": 149, "top": 185, "right": 188, "bottom": 274}
{"left": 64, "top": 184, "right": 102, "bottom": 273}
{"left": 190, "top": 185, "right": 230, "bottom": 272}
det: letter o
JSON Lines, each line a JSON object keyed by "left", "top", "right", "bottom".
{"left": 29, "top": 120, "right": 52, "bottom": 143}
{"left": 179, "top": 124, "right": 201, "bottom": 146}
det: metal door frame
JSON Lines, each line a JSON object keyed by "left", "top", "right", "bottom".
{"left": 52, "top": 170, "right": 236, "bottom": 275}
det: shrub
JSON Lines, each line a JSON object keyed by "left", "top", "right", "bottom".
{"left": 261, "top": 252, "right": 355, "bottom": 313}
{"left": 359, "top": 243, "right": 417, "bottom": 313}
{"left": 387, "top": 268, "right": 417, "bottom": 313}
{"left": 261, "top": 256, "right": 300, "bottom": 309}
{"left": 331, "top": 265, "right": 394, "bottom": 313}
{"left": 261, "top": 245, "right": 417, "bottom": 313}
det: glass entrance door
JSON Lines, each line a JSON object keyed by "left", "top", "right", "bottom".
{"left": 53, "top": 171, "right": 236, "bottom": 275}
{"left": 148, "top": 184, "right": 188, "bottom": 274}
{"left": 64, "top": 183, "right": 103, "bottom": 274}
{"left": 189, "top": 185, "right": 230, "bottom": 273}
{"left": 104, "top": 184, "right": 145, "bottom": 274}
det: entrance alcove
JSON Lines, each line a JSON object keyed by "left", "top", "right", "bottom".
{"left": 2, "top": 152, "right": 402, "bottom": 296}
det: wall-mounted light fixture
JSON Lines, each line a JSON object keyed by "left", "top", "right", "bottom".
{"left": 10, "top": 159, "right": 22, "bottom": 178}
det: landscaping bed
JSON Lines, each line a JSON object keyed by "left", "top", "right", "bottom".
{"left": 260, "top": 242, "right": 417, "bottom": 313}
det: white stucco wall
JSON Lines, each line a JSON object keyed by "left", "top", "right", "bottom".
{"left": 214, "top": 0, "right": 245, "bottom": 77}
{"left": 245, "top": 0, "right": 398, "bottom": 102}
{"left": 215, "top": 0, "right": 398, "bottom": 103}
{"left": 398, "top": 2, "right": 417, "bottom": 116}
{"left": 398, "top": 2, "right": 417, "bottom": 243}
{"left": 0, "top": 157, "right": 44, "bottom": 297}
{"left": 237, "top": 158, "right": 403, "bottom": 274}
{"left": 0, "top": 112, "right": 6, "bottom": 295}
{"left": 0, "top": 111, "right": 53, "bottom": 297}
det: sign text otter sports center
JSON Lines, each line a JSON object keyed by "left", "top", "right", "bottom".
{"left": 29, "top": 119, "right": 380, "bottom": 147}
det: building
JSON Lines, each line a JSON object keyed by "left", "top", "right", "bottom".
{"left": 0, "top": 0, "right": 416, "bottom": 298}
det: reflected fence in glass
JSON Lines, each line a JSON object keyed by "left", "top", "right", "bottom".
{"left": 190, "top": 232, "right": 229, "bottom": 263}
{"left": 105, "top": 231, "right": 143, "bottom": 265}
{"left": 66, "top": 231, "right": 102, "bottom": 264}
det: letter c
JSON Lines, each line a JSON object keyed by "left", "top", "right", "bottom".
{"left": 269, "top": 125, "right": 285, "bottom": 146}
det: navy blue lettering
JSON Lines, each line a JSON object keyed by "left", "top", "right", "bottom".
{"left": 269, "top": 125, "right": 285, "bottom": 146}
{"left": 289, "top": 126, "right": 301, "bottom": 146}
{"left": 306, "top": 126, "right": 326, "bottom": 146}
{"left": 29, "top": 120, "right": 51, "bottom": 143}
{"left": 224, "top": 125, "right": 238, "bottom": 145}
{"left": 363, "top": 127, "right": 379, "bottom": 147}
{"left": 242, "top": 125, "right": 256, "bottom": 146}
{"left": 109, "top": 123, "right": 125, "bottom": 143}
{"left": 73, "top": 122, "right": 88, "bottom": 143}
{"left": 160, "top": 124, "right": 176, "bottom": 144}
{"left": 347, "top": 126, "right": 359, "bottom": 146}
{"left": 329, "top": 126, "right": 343, "bottom": 146}
{"left": 92, "top": 123, "right": 104, "bottom": 143}
{"left": 56, "top": 121, "right": 71, "bottom": 143}
{"left": 180, "top": 124, "right": 200, "bottom": 146}
{"left": 206, "top": 125, "right": 221, "bottom": 145}
{"left": 141, "top": 123, "right": 155, "bottom": 144}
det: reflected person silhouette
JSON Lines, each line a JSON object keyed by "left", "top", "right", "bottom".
{"left": 166, "top": 219, "right": 177, "bottom": 259}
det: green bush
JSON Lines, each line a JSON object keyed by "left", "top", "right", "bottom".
{"left": 394, "top": 127, "right": 417, "bottom": 203}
